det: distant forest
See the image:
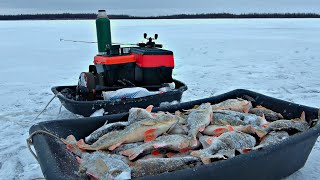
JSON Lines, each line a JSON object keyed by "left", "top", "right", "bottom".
{"left": 1, "top": 13, "right": 320, "bottom": 20}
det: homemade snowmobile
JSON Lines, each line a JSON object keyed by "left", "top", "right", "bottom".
{"left": 53, "top": 10, "right": 187, "bottom": 116}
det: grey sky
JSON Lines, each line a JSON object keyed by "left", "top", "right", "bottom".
{"left": 1, "top": 0, "right": 319, "bottom": 15}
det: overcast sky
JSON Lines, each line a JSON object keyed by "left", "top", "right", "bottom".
{"left": 1, "top": 0, "right": 320, "bottom": 15}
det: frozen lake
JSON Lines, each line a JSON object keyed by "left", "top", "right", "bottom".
{"left": 0, "top": 19, "right": 319, "bottom": 179}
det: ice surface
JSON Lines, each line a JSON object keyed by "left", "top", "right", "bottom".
{"left": 90, "top": 108, "right": 105, "bottom": 117}
{"left": 0, "top": 19, "right": 319, "bottom": 179}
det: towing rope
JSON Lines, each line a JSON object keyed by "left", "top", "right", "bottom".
{"left": 34, "top": 95, "right": 57, "bottom": 120}
{"left": 58, "top": 104, "right": 63, "bottom": 114}
{"left": 26, "top": 130, "right": 62, "bottom": 162}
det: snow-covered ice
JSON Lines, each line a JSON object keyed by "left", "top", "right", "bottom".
{"left": 0, "top": 19, "right": 319, "bottom": 179}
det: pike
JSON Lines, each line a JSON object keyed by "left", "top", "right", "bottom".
{"left": 187, "top": 103, "right": 213, "bottom": 146}
{"left": 120, "top": 134, "right": 195, "bottom": 160}
{"left": 130, "top": 157, "right": 200, "bottom": 178}
{"left": 212, "top": 110, "right": 269, "bottom": 127}
{"left": 79, "top": 151, "right": 131, "bottom": 180}
{"left": 212, "top": 98, "right": 252, "bottom": 113}
{"left": 266, "top": 112, "right": 309, "bottom": 133}
{"left": 77, "top": 117, "right": 178, "bottom": 151}
{"left": 254, "top": 131, "right": 289, "bottom": 150}
{"left": 249, "top": 106, "right": 284, "bottom": 122}
{"left": 191, "top": 131, "right": 256, "bottom": 164}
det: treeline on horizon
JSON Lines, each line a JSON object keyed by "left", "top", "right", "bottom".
{"left": 1, "top": 13, "right": 320, "bottom": 20}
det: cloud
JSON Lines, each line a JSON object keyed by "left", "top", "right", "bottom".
{"left": 1, "top": 0, "right": 320, "bottom": 15}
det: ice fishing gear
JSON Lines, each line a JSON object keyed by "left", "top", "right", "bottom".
{"left": 59, "top": 38, "right": 137, "bottom": 46}
{"left": 49, "top": 10, "right": 187, "bottom": 116}
{"left": 76, "top": 9, "right": 179, "bottom": 101}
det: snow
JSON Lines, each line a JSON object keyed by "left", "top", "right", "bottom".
{"left": 0, "top": 19, "right": 319, "bottom": 179}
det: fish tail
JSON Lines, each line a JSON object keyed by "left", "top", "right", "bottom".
{"left": 77, "top": 139, "right": 98, "bottom": 150}
{"left": 190, "top": 150, "right": 200, "bottom": 157}
{"left": 254, "top": 128, "right": 267, "bottom": 138}
{"left": 108, "top": 142, "right": 123, "bottom": 151}
{"left": 201, "top": 157, "right": 212, "bottom": 164}
{"left": 300, "top": 111, "right": 306, "bottom": 122}
{"left": 243, "top": 102, "right": 251, "bottom": 113}
{"left": 120, "top": 148, "right": 141, "bottom": 160}
{"left": 146, "top": 105, "right": 154, "bottom": 112}
{"left": 278, "top": 113, "right": 284, "bottom": 119}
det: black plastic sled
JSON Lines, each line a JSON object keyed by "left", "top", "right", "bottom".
{"left": 29, "top": 89, "right": 320, "bottom": 180}
{"left": 51, "top": 79, "right": 187, "bottom": 117}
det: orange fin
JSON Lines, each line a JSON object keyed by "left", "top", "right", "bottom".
{"left": 166, "top": 152, "right": 175, "bottom": 158}
{"left": 179, "top": 148, "right": 191, "bottom": 153}
{"left": 226, "top": 125, "right": 234, "bottom": 131}
{"left": 77, "top": 139, "right": 85, "bottom": 147}
{"left": 146, "top": 105, "right": 154, "bottom": 112}
{"left": 262, "top": 123, "right": 270, "bottom": 128}
{"left": 145, "top": 135, "right": 157, "bottom": 142}
{"left": 206, "top": 137, "right": 214, "bottom": 144}
{"left": 213, "top": 133, "right": 222, "bottom": 137}
{"left": 120, "top": 149, "right": 137, "bottom": 158}
{"left": 108, "top": 142, "right": 122, "bottom": 151}
{"left": 86, "top": 171, "right": 100, "bottom": 180}
{"left": 213, "top": 128, "right": 227, "bottom": 133}
{"left": 76, "top": 156, "right": 83, "bottom": 164}
{"left": 199, "top": 126, "right": 205, "bottom": 132}
{"left": 151, "top": 150, "right": 161, "bottom": 156}
{"left": 242, "top": 148, "right": 252, "bottom": 153}
{"left": 66, "top": 144, "right": 74, "bottom": 152}
{"left": 145, "top": 128, "right": 157, "bottom": 135}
